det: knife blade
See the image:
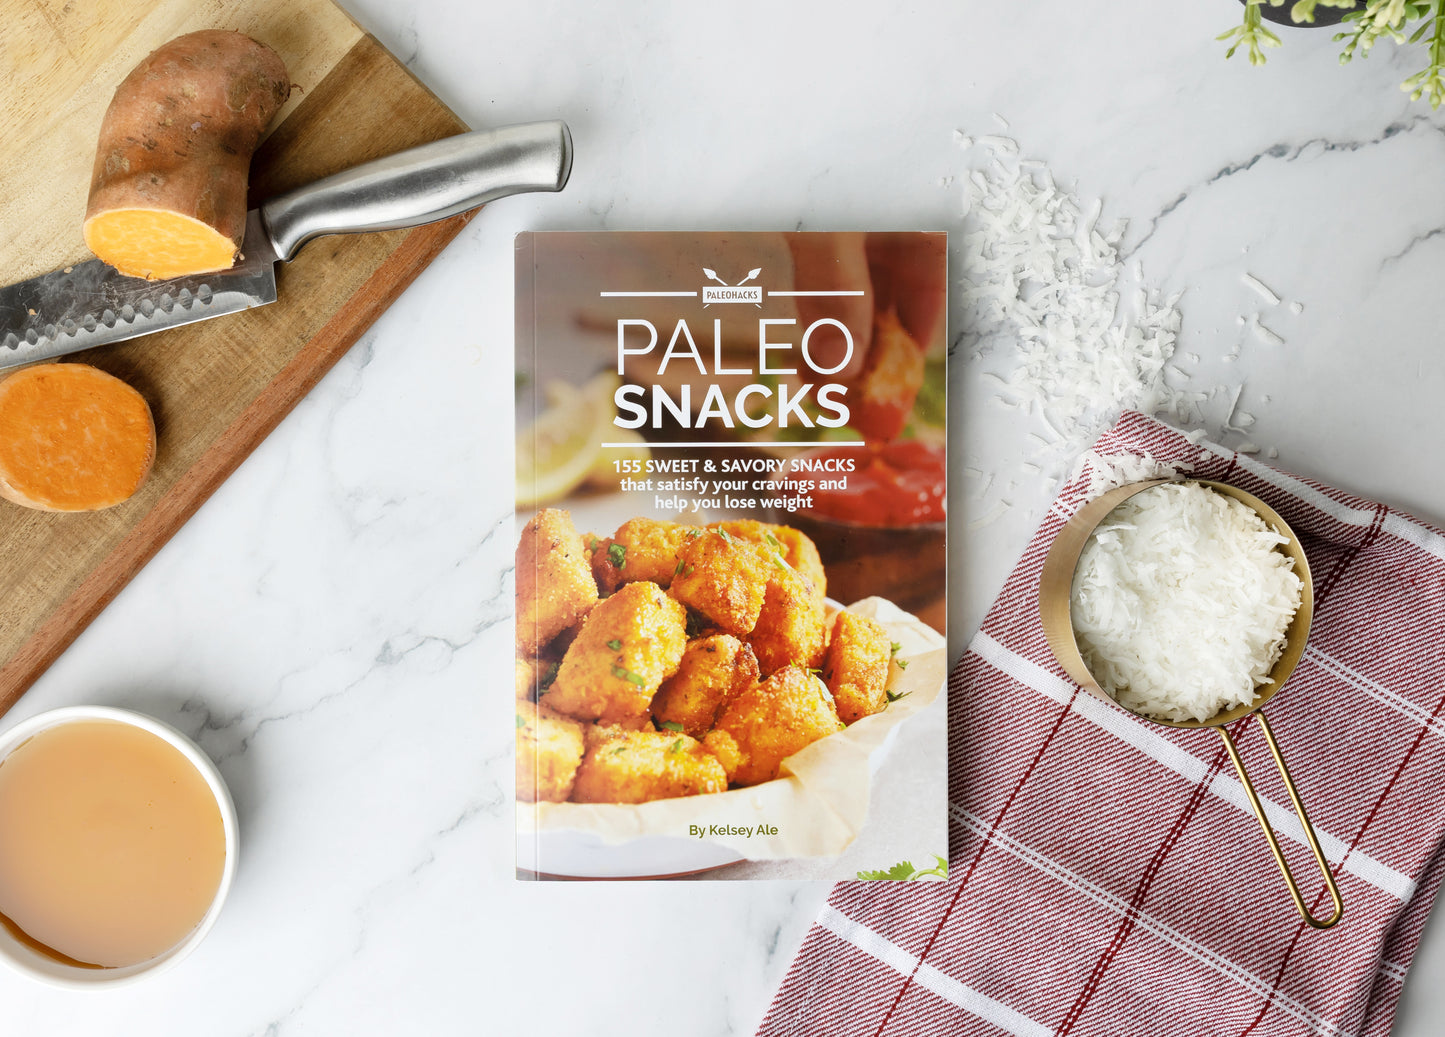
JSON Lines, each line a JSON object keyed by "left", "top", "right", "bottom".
{"left": 0, "top": 119, "right": 573, "bottom": 370}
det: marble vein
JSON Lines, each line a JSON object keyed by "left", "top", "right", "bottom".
{"left": 1128, "top": 114, "right": 1441, "bottom": 256}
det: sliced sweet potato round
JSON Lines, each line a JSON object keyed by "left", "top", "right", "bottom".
{"left": 0, "top": 364, "right": 156, "bottom": 512}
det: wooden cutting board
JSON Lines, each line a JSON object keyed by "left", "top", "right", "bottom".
{"left": 0, "top": 1, "right": 476, "bottom": 716}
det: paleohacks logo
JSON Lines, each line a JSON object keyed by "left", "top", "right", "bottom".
{"left": 701, "top": 267, "right": 763, "bottom": 306}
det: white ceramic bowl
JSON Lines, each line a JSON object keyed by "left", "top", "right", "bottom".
{"left": 0, "top": 706, "right": 239, "bottom": 988}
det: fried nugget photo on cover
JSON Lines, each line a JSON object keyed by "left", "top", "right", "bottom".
{"left": 515, "top": 510, "right": 885, "bottom": 803}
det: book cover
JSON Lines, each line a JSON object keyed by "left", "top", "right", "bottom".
{"left": 514, "top": 231, "right": 947, "bottom": 880}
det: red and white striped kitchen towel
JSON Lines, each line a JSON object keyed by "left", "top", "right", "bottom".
{"left": 758, "top": 411, "right": 1445, "bottom": 1037}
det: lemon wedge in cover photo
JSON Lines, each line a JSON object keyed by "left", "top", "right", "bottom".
{"left": 516, "top": 373, "right": 650, "bottom": 506}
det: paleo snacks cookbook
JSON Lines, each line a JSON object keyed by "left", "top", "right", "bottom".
{"left": 514, "top": 231, "right": 948, "bottom": 880}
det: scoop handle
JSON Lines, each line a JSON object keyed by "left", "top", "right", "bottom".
{"left": 1217, "top": 711, "right": 1343, "bottom": 930}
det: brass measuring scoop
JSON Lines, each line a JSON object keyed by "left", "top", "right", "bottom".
{"left": 1038, "top": 478, "right": 1343, "bottom": 930}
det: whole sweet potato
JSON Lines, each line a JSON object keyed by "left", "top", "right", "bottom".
{"left": 82, "top": 30, "right": 290, "bottom": 280}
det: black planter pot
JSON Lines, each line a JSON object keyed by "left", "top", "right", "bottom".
{"left": 1240, "top": 0, "right": 1356, "bottom": 27}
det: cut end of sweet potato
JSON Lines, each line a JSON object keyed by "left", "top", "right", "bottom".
{"left": 0, "top": 364, "right": 156, "bottom": 512}
{"left": 83, "top": 208, "right": 239, "bottom": 281}
{"left": 84, "top": 31, "right": 288, "bottom": 282}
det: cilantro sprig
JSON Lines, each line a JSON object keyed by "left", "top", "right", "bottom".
{"left": 856, "top": 855, "right": 948, "bottom": 881}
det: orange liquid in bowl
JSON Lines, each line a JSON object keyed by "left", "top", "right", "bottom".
{"left": 0, "top": 720, "right": 226, "bottom": 968}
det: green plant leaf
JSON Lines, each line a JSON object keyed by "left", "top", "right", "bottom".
{"left": 1293, "top": 0, "right": 1360, "bottom": 21}
{"left": 856, "top": 860, "right": 919, "bottom": 881}
{"left": 1221, "top": 4, "right": 1283, "bottom": 64}
{"left": 856, "top": 855, "right": 949, "bottom": 881}
{"left": 919, "top": 855, "right": 949, "bottom": 879}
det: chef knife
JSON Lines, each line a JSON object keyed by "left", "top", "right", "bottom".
{"left": 0, "top": 119, "right": 573, "bottom": 369}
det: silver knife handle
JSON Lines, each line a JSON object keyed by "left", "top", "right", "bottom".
{"left": 259, "top": 120, "right": 573, "bottom": 262}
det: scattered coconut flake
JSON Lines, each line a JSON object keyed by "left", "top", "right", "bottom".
{"left": 963, "top": 466, "right": 983, "bottom": 479}
{"left": 1237, "top": 442, "right": 1259, "bottom": 454}
{"left": 967, "top": 501, "right": 1011, "bottom": 531}
{"left": 958, "top": 140, "right": 1199, "bottom": 458}
{"left": 953, "top": 130, "right": 973, "bottom": 147}
{"left": 977, "top": 134, "right": 1019, "bottom": 154}
{"left": 992, "top": 112, "right": 1010, "bottom": 129}
{"left": 1223, "top": 385, "right": 1245, "bottom": 430}
{"left": 1071, "top": 482, "right": 1302, "bottom": 723}
{"left": 952, "top": 129, "right": 1267, "bottom": 527}
{"left": 1251, "top": 317, "right": 1285, "bottom": 347}
{"left": 1242, "top": 272, "right": 1281, "bottom": 305}
{"left": 1266, "top": 447, "right": 1279, "bottom": 459}
{"left": 1289, "top": 301, "right": 1303, "bottom": 315}
{"left": 1075, "top": 450, "right": 1195, "bottom": 499}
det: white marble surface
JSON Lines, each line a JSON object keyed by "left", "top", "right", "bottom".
{"left": 3, "top": 0, "right": 1445, "bottom": 1033}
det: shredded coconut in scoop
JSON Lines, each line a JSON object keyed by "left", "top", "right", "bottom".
{"left": 1069, "top": 482, "right": 1303, "bottom": 723}
{"left": 1073, "top": 449, "right": 1195, "bottom": 500}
